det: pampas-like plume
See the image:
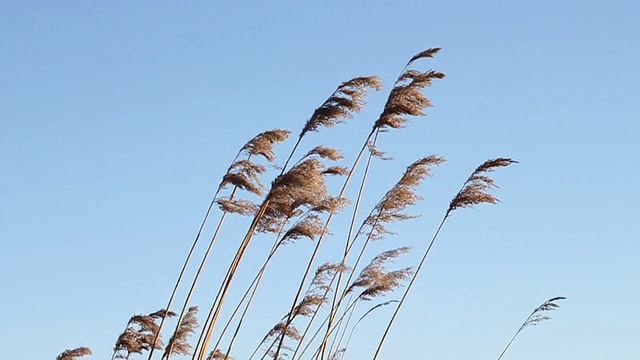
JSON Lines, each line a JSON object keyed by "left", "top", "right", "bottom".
{"left": 449, "top": 158, "right": 518, "bottom": 213}
{"left": 206, "top": 349, "right": 230, "bottom": 360}
{"left": 114, "top": 309, "right": 176, "bottom": 359}
{"left": 347, "top": 247, "right": 413, "bottom": 300}
{"left": 374, "top": 48, "right": 445, "bottom": 130}
{"left": 497, "top": 296, "right": 566, "bottom": 360}
{"left": 362, "top": 155, "right": 446, "bottom": 240}
{"left": 257, "top": 157, "right": 337, "bottom": 233}
{"left": 163, "top": 306, "right": 199, "bottom": 359}
{"left": 300, "top": 76, "right": 382, "bottom": 138}
{"left": 56, "top": 347, "right": 92, "bottom": 360}
{"left": 240, "top": 129, "right": 291, "bottom": 162}
{"left": 279, "top": 213, "right": 326, "bottom": 245}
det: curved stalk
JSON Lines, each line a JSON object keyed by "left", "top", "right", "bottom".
{"left": 269, "top": 128, "right": 376, "bottom": 360}
{"left": 372, "top": 214, "right": 447, "bottom": 359}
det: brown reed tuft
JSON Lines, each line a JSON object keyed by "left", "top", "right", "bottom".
{"left": 206, "top": 349, "right": 230, "bottom": 360}
{"left": 240, "top": 129, "right": 290, "bottom": 162}
{"left": 258, "top": 157, "right": 342, "bottom": 233}
{"left": 374, "top": 48, "right": 445, "bottom": 130}
{"left": 279, "top": 213, "right": 326, "bottom": 245}
{"left": 448, "top": 158, "right": 517, "bottom": 213}
{"left": 56, "top": 347, "right": 92, "bottom": 360}
{"left": 300, "top": 76, "right": 382, "bottom": 138}
{"left": 163, "top": 306, "right": 199, "bottom": 359}
{"left": 347, "top": 247, "right": 413, "bottom": 300}
{"left": 363, "top": 155, "right": 446, "bottom": 240}
{"left": 303, "top": 146, "right": 344, "bottom": 161}
{"left": 114, "top": 309, "right": 175, "bottom": 359}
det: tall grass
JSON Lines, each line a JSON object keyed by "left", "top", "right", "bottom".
{"left": 57, "top": 47, "right": 564, "bottom": 360}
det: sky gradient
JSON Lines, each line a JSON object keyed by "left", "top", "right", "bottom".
{"left": 2, "top": 1, "right": 639, "bottom": 359}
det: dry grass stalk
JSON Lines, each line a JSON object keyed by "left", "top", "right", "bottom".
{"left": 274, "top": 47, "right": 446, "bottom": 354}
{"left": 372, "top": 158, "right": 516, "bottom": 359}
{"left": 56, "top": 347, "right": 92, "bottom": 360}
{"left": 254, "top": 263, "right": 345, "bottom": 359}
{"left": 148, "top": 129, "right": 290, "bottom": 360}
{"left": 311, "top": 156, "right": 443, "bottom": 358}
{"left": 195, "top": 127, "right": 352, "bottom": 360}
{"left": 163, "top": 306, "right": 199, "bottom": 359}
{"left": 212, "top": 192, "right": 348, "bottom": 359}
{"left": 305, "top": 50, "right": 446, "bottom": 358}
{"left": 497, "top": 296, "right": 566, "bottom": 360}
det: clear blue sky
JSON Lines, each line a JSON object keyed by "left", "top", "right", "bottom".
{"left": 2, "top": 1, "right": 639, "bottom": 359}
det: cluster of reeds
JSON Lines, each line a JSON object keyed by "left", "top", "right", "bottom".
{"left": 56, "top": 48, "right": 564, "bottom": 360}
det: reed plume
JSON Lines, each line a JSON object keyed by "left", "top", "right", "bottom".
{"left": 374, "top": 48, "right": 444, "bottom": 130}
{"left": 163, "top": 306, "right": 199, "bottom": 359}
{"left": 114, "top": 309, "right": 175, "bottom": 360}
{"left": 206, "top": 349, "right": 230, "bottom": 360}
{"left": 497, "top": 296, "right": 566, "bottom": 360}
{"left": 373, "top": 158, "right": 516, "bottom": 359}
{"left": 449, "top": 158, "right": 518, "bottom": 213}
{"left": 347, "top": 247, "right": 413, "bottom": 301}
{"left": 56, "top": 347, "right": 92, "bottom": 360}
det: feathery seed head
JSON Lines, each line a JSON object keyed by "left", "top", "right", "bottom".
{"left": 207, "top": 349, "right": 230, "bottom": 360}
{"left": 363, "top": 156, "right": 445, "bottom": 240}
{"left": 241, "top": 129, "right": 290, "bottom": 161}
{"left": 301, "top": 76, "right": 382, "bottom": 137}
{"left": 448, "top": 158, "right": 517, "bottom": 213}
{"left": 162, "top": 306, "right": 199, "bottom": 359}
{"left": 374, "top": 48, "right": 444, "bottom": 130}
{"left": 55, "top": 347, "right": 92, "bottom": 360}
{"left": 524, "top": 296, "right": 566, "bottom": 328}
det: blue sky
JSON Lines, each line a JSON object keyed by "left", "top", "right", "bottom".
{"left": 1, "top": 1, "right": 639, "bottom": 359}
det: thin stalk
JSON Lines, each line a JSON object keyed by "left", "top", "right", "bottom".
{"left": 194, "top": 131, "right": 311, "bottom": 360}
{"left": 372, "top": 213, "right": 448, "bottom": 360}
{"left": 146, "top": 195, "right": 218, "bottom": 360}
{"left": 306, "top": 300, "right": 359, "bottom": 360}
{"left": 496, "top": 296, "right": 566, "bottom": 360}
{"left": 318, "top": 130, "right": 378, "bottom": 359}
{"left": 147, "top": 147, "right": 246, "bottom": 360}
{"left": 194, "top": 198, "right": 271, "bottom": 360}
{"left": 270, "top": 128, "right": 376, "bottom": 360}
{"left": 496, "top": 326, "right": 524, "bottom": 360}
{"left": 164, "top": 188, "right": 237, "bottom": 359}
{"left": 222, "top": 220, "right": 290, "bottom": 359}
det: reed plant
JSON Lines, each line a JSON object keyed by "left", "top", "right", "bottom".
{"left": 58, "top": 47, "right": 564, "bottom": 360}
